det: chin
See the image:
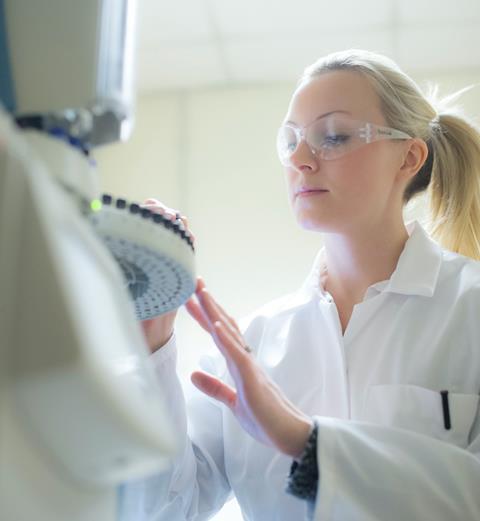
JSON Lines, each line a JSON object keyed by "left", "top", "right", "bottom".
{"left": 296, "top": 213, "right": 341, "bottom": 233}
{"left": 297, "top": 218, "right": 327, "bottom": 232}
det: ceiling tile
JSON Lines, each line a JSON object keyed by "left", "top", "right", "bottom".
{"left": 137, "top": 0, "right": 213, "bottom": 47}
{"left": 397, "top": 0, "right": 480, "bottom": 24}
{"left": 134, "top": 0, "right": 480, "bottom": 91}
{"left": 208, "top": 0, "right": 394, "bottom": 37}
{"left": 137, "top": 44, "right": 226, "bottom": 92}
{"left": 396, "top": 23, "right": 480, "bottom": 71}
{"left": 224, "top": 30, "right": 394, "bottom": 83}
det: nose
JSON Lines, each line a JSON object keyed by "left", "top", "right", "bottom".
{"left": 288, "top": 139, "right": 318, "bottom": 172}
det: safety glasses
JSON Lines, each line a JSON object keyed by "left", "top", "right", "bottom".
{"left": 276, "top": 114, "right": 412, "bottom": 166}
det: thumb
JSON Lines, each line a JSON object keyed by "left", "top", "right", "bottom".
{"left": 191, "top": 371, "right": 236, "bottom": 409}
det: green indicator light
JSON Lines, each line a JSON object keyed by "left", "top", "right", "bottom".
{"left": 90, "top": 199, "right": 102, "bottom": 212}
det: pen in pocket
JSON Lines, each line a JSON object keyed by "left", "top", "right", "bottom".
{"left": 440, "top": 390, "right": 451, "bottom": 430}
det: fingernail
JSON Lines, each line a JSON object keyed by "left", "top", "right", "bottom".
{"left": 141, "top": 204, "right": 165, "bottom": 213}
{"left": 198, "top": 288, "right": 209, "bottom": 298}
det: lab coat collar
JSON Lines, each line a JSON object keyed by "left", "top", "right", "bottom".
{"left": 381, "top": 220, "right": 443, "bottom": 297}
{"left": 289, "top": 220, "right": 443, "bottom": 309}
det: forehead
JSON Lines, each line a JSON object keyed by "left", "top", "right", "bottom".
{"left": 285, "top": 70, "right": 385, "bottom": 126}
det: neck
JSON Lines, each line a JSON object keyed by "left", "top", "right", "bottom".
{"left": 322, "top": 217, "right": 410, "bottom": 304}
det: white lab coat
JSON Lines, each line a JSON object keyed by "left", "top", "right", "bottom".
{"left": 119, "top": 219, "right": 480, "bottom": 521}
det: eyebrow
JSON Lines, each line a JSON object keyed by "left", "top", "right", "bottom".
{"left": 284, "top": 110, "right": 351, "bottom": 126}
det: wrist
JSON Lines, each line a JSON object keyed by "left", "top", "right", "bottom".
{"left": 285, "top": 418, "right": 319, "bottom": 502}
{"left": 287, "top": 416, "right": 315, "bottom": 461}
{"left": 150, "top": 329, "right": 174, "bottom": 353}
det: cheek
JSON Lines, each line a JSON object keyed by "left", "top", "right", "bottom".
{"left": 332, "top": 146, "right": 390, "bottom": 198}
{"left": 284, "top": 144, "right": 394, "bottom": 205}
{"left": 285, "top": 170, "right": 306, "bottom": 202}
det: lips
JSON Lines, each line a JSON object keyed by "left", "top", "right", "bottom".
{"left": 296, "top": 188, "right": 329, "bottom": 196}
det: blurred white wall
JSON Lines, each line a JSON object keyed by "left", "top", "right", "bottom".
{"left": 94, "top": 68, "right": 480, "bottom": 519}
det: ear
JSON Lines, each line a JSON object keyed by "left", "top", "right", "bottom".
{"left": 399, "top": 138, "right": 429, "bottom": 181}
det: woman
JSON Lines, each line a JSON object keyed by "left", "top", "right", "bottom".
{"left": 121, "top": 49, "right": 480, "bottom": 520}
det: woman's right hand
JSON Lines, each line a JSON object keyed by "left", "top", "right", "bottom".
{"left": 139, "top": 198, "right": 197, "bottom": 354}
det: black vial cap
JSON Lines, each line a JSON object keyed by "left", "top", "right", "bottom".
{"left": 129, "top": 203, "right": 140, "bottom": 214}
{"left": 102, "top": 194, "right": 113, "bottom": 205}
{"left": 141, "top": 208, "right": 152, "bottom": 218}
{"left": 116, "top": 198, "right": 127, "bottom": 209}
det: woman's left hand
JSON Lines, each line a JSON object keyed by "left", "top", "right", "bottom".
{"left": 184, "top": 277, "right": 314, "bottom": 460}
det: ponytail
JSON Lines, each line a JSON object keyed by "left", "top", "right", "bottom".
{"left": 421, "top": 86, "right": 480, "bottom": 260}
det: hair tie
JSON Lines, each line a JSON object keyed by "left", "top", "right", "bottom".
{"left": 429, "top": 114, "right": 442, "bottom": 135}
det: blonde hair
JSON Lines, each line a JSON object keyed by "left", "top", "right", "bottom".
{"left": 299, "top": 49, "right": 480, "bottom": 261}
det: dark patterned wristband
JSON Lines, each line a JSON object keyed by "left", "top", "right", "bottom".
{"left": 284, "top": 418, "right": 319, "bottom": 502}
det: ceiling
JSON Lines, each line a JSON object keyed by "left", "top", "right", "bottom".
{"left": 135, "top": 0, "right": 480, "bottom": 93}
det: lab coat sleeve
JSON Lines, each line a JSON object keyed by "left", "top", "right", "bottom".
{"left": 118, "top": 331, "right": 232, "bottom": 521}
{"left": 311, "top": 413, "right": 480, "bottom": 521}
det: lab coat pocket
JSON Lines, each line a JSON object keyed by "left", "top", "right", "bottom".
{"left": 362, "top": 384, "right": 479, "bottom": 449}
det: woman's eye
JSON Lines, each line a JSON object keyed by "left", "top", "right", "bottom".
{"left": 323, "top": 134, "right": 349, "bottom": 147}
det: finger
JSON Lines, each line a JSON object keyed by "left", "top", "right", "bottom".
{"left": 216, "top": 302, "right": 241, "bottom": 335}
{"left": 197, "top": 276, "right": 206, "bottom": 291}
{"left": 183, "top": 276, "right": 208, "bottom": 328}
{"left": 186, "top": 303, "right": 234, "bottom": 366}
{"left": 177, "top": 215, "right": 195, "bottom": 240}
{"left": 197, "top": 288, "right": 242, "bottom": 338}
{"left": 140, "top": 200, "right": 175, "bottom": 218}
{"left": 196, "top": 288, "right": 226, "bottom": 332}
{"left": 184, "top": 297, "right": 212, "bottom": 333}
{"left": 184, "top": 277, "right": 206, "bottom": 308}
{"left": 186, "top": 296, "right": 234, "bottom": 363}
{"left": 141, "top": 203, "right": 167, "bottom": 214}
{"left": 191, "top": 370, "right": 236, "bottom": 409}
{"left": 142, "top": 199, "right": 167, "bottom": 211}
{"left": 141, "top": 201, "right": 195, "bottom": 241}
{"left": 213, "top": 321, "right": 252, "bottom": 367}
